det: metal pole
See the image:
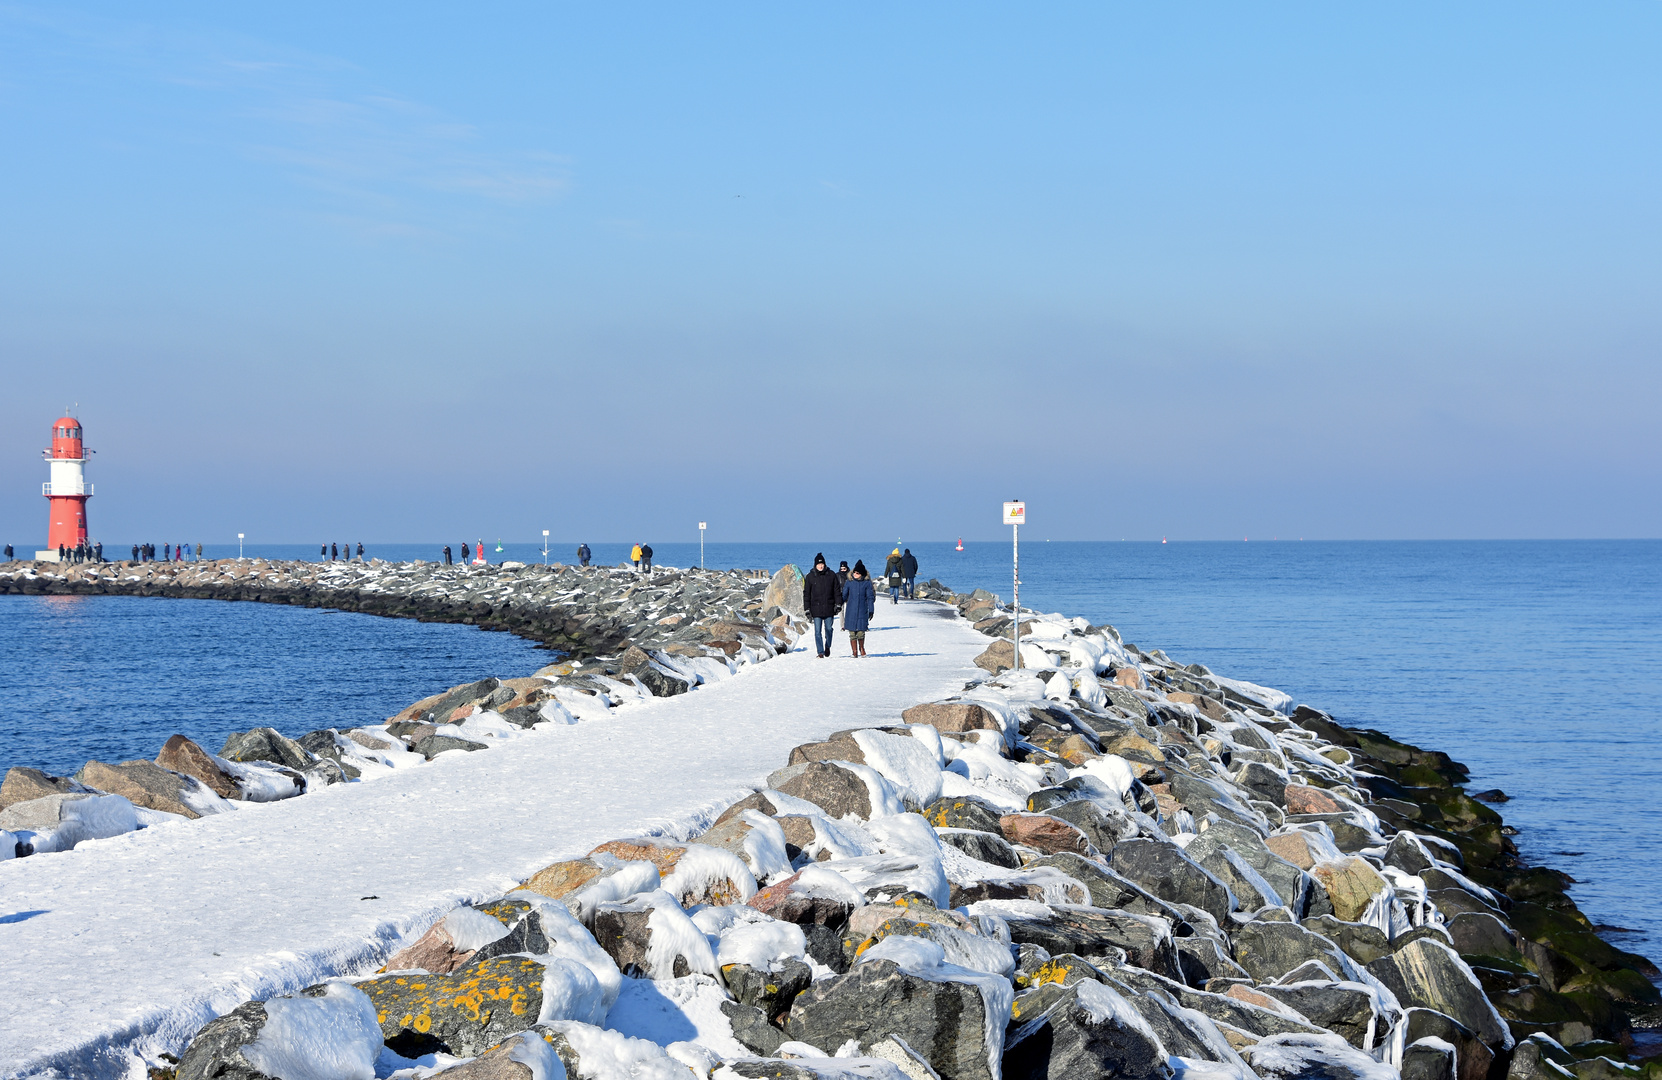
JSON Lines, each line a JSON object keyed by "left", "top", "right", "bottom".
{"left": 700, "top": 526, "right": 705, "bottom": 570}
{"left": 1012, "top": 521, "right": 1020, "bottom": 670}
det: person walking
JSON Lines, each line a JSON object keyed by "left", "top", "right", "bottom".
{"left": 577, "top": 543, "right": 591, "bottom": 567}
{"left": 330, "top": 542, "right": 338, "bottom": 561}
{"left": 884, "top": 548, "right": 904, "bottom": 604}
{"left": 901, "top": 548, "right": 919, "bottom": 599}
{"left": 802, "top": 553, "right": 842, "bottom": 658}
{"left": 630, "top": 543, "right": 643, "bottom": 572}
{"left": 356, "top": 542, "right": 365, "bottom": 561}
{"left": 195, "top": 542, "right": 203, "bottom": 561}
{"left": 842, "top": 561, "right": 876, "bottom": 657}
{"left": 641, "top": 544, "right": 653, "bottom": 572}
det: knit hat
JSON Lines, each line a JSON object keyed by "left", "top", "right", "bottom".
{"left": 853, "top": 559, "right": 868, "bottom": 575}
{"left": 814, "top": 553, "right": 826, "bottom": 566}
{"left": 839, "top": 561, "right": 849, "bottom": 569}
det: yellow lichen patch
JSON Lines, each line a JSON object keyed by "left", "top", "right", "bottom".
{"left": 413, "top": 1014, "right": 432, "bottom": 1034}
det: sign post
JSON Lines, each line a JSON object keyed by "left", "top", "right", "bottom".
{"left": 237, "top": 533, "right": 244, "bottom": 560}
{"left": 699, "top": 522, "right": 707, "bottom": 570}
{"left": 1002, "top": 501, "right": 1025, "bottom": 669}
{"left": 542, "top": 529, "right": 550, "bottom": 565}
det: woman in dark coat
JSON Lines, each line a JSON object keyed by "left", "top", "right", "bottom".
{"left": 841, "top": 561, "right": 876, "bottom": 657}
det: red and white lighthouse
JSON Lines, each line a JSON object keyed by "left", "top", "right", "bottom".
{"left": 41, "top": 413, "right": 93, "bottom": 559}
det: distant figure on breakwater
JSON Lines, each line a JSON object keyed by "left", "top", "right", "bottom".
{"left": 901, "top": 548, "right": 918, "bottom": 599}
{"left": 175, "top": 544, "right": 182, "bottom": 562}
{"left": 641, "top": 544, "right": 653, "bottom": 572}
{"left": 842, "top": 560, "right": 875, "bottom": 657}
{"left": 195, "top": 542, "right": 202, "bottom": 561}
{"left": 443, "top": 545, "right": 452, "bottom": 565}
{"left": 95, "top": 542, "right": 103, "bottom": 562}
{"left": 330, "top": 543, "right": 338, "bottom": 561}
{"left": 357, "top": 542, "right": 364, "bottom": 560}
{"left": 630, "top": 543, "right": 642, "bottom": 571}
{"left": 577, "top": 543, "right": 591, "bottom": 567}
{"left": 884, "top": 548, "right": 903, "bottom": 604}
{"left": 4, "top": 545, "right": 12, "bottom": 560}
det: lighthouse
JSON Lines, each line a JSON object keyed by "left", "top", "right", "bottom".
{"left": 40, "top": 413, "right": 93, "bottom": 561}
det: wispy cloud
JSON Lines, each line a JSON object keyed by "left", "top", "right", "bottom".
{"left": 0, "top": 5, "right": 572, "bottom": 232}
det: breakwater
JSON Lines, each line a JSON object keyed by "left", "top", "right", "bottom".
{"left": 0, "top": 558, "right": 803, "bottom": 659}
{"left": 2, "top": 563, "right": 1657, "bottom": 1080}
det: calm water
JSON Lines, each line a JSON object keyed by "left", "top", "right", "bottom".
{"left": 4, "top": 540, "right": 1657, "bottom": 968}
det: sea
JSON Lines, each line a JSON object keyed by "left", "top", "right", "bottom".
{"left": 3, "top": 539, "right": 1657, "bottom": 972}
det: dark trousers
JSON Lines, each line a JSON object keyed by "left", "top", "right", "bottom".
{"left": 813, "top": 616, "right": 835, "bottom": 655}
{"left": 903, "top": 576, "right": 915, "bottom": 598}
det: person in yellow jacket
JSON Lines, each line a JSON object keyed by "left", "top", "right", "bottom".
{"left": 631, "top": 543, "right": 643, "bottom": 571}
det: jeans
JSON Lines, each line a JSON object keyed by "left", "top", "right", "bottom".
{"left": 903, "top": 576, "right": 915, "bottom": 598}
{"left": 889, "top": 585, "right": 900, "bottom": 603}
{"left": 813, "top": 616, "right": 835, "bottom": 655}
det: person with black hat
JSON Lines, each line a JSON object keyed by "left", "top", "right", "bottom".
{"left": 801, "top": 553, "right": 843, "bottom": 658}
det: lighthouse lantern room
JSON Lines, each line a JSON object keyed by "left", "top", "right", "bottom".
{"left": 39, "top": 412, "right": 93, "bottom": 560}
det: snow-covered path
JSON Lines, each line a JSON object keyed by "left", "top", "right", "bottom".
{"left": 0, "top": 601, "right": 987, "bottom": 1079}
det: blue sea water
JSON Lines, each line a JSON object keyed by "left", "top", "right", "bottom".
{"left": 2, "top": 539, "right": 1657, "bottom": 969}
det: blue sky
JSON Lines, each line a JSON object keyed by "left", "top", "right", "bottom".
{"left": 1, "top": 3, "right": 1658, "bottom": 545}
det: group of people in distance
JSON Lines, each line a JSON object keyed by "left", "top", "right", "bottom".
{"left": 801, "top": 546, "right": 921, "bottom": 659}
{"left": 322, "top": 542, "right": 365, "bottom": 562}
{"left": 441, "top": 542, "right": 484, "bottom": 566}
{"left": 129, "top": 542, "right": 193, "bottom": 563}
{"left": 630, "top": 543, "right": 654, "bottom": 572}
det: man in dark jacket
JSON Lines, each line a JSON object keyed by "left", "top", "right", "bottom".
{"left": 802, "top": 553, "right": 842, "bottom": 658}
{"left": 901, "top": 549, "right": 919, "bottom": 599}
{"left": 641, "top": 544, "right": 653, "bottom": 572}
{"left": 577, "top": 543, "right": 591, "bottom": 566}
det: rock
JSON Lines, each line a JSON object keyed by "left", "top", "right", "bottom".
{"left": 176, "top": 1000, "right": 271, "bottom": 1080}
{"left": 220, "top": 727, "right": 316, "bottom": 773}
{"left": 776, "top": 761, "right": 874, "bottom": 820}
{"left": 587, "top": 838, "right": 753, "bottom": 906}
{"left": 393, "top": 677, "right": 502, "bottom": 726}
{"left": 1183, "top": 836, "right": 1280, "bottom": 911}
{"left": 591, "top": 897, "right": 716, "bottom": 979}
{"left": 358, "top": 955, "right": 547, "bottom": 1058}
{"left": 1505, "top": 1034, "right": 1578, "bottom": 1080}
{"left": 0, "top": 766, "right": 91, "bottom": 810}
{"left": 1400, "top": 1037, "right": 1457, "bottom": 1080}
{"left": 692, "top": 813, "right": 793, "bottom": 881}
{"left": 297, "top": 729, "right": 363, "bottom": 780}
{"left": 519, "top": 857, "right": 608, "bottom": 901}
{"left": 389, "top": 720, "right": 437, "bottom": 743}
{"left": 1108, "top": 838, "right": 1235, "bottom": 924}
{"left": 385, "top": 906, "right": 517, "bottom": 975}
{"left": 720, "top": 1000, "right": 787, "bottom": 1056}
{"left": 999, "top": 814, "right": 1096, "bottom": 858}
{"left": 936, "top": 827, "right": 1023, "bottom": 868}
{"left": 1367, "top": 937, "right": 1511, "bottom": 1051}
{"left": 617, "top": 647, "right": 689, "bottom": 697}
{"left": 1401, "top": 1008, "right": 1495, "bottom": 1080}
{"left": 1003, "top": 906, "right": 1181, "bottom": 979}
{"left": 1244, "top": 1031, "right": 1397, "bottom": 1080}
{"left": 156, "top": 735, "right": 241, "bottom": 800}
{"left": 73, "top": 759, "right": 218, "bottom": 819}
{"left": 1175, "top": 936, "right": 1252, "bottom": 987}
{"left": 787, "top": 732, "right": 868, "bottom": 767}
{"left": 1003, "top": 979, "right": 1174, "bottom": 1080}
{"left": 902, "top": 702, "right": 1005, "bottom": 737}
{"left": 1041, "top": 799, "right": 1131, "bottom": 857}
{"left": 1299, "top": 915, "right": 1392, "bottom": 966}
{"left": 1192, "top": 820, "right": 1309, "bottom": 914}
{"left": 1255, "top": 981, "right": 1382, "bottom": 1049}
{"left": 177, "top": 984, "right": 382, "bottom": 1080}
{"left": 412, "top": 734, "right": 490, "bottom": 759}
{"left": 974, "top": 639, "right": 1016, "bottom": 673}
{"left": 1230, "top": 921, "right": 1350, "bottom": 984}
{"left": 1309, "top": 858, "right": 1388, "bottom": 923}
{"left": 922, "top": 795, "right": 1008, "bottom": 835}
{"left": 1446, "top": 911, "right": 1517, "bottom": 961}
{"left": 722, "top": 958, "right": 813, "bottom": 1021}
{"left": 1264, "top": 831, "right": 1326, "bottom": 870}
{"left": 427, "top": 1031, "right": 559, "bottom": 1079}
{"left": 762, "top": 565, "right": 805, "bottom": 617}
{"left": 1022, "top": 854, "right": 1180, "bottom": 923}
{"left": 1383, "top": 832, "right": 1435, "bottom": 875}
{"left": 1283, "top": 785, "right": 1344, "bottom": 815}
{"left": 786, "top": 958, "right": 1003, "bottom": 1080}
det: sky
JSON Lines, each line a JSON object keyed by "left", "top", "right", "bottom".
{"left": 1, "top": 3, "right": 1658, "bottom": 546}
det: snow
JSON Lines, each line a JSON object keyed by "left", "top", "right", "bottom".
{"left": 0, "top": 600, "right": 988, "bottom": 1079}
{"left": 505, "top": 1031, "right": 568, "bottom": 1080}
{"left": 239, "top": 983, "right": 382, "bottom": 1080}
{"left": 524, "top": 895, "right": 625, "bottom": 1018}
{"left": 1073, "top": 979, "right": 1164, "bottom": 1049}
{"left": 850, "top": 730, "right": 943, "bottom": 807}
{"left": 1247, "top": 1032, "right": 1398, "bottom": 1080}
{"left": 542, "top": 1020, "right": 697, "bottom": 1080}
{"left": 568, "top": 860, "right": 664, "bottom": 921}
{"left": 735, "top": 810, "right": 793, "bottom": 884}
{"left": 539, "top": 957, "right": 608, "bottom": 1027}
{"left": 691, "top": 905, "right": 806, "bottom": 971}
{"left": 441, "top": 905, "right": 513, "bottom": 951}
{"left": 604, "top": 974, "right": 746, "bottom": 1060}
{"left": 660, "top": 845, "right": 757, "bottom": 907}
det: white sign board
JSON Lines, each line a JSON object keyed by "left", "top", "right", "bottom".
{"left": 699, "top": 522, "right": 707, "bottom": 530}
{"left": 1002, "top": 501, "right": 1026, "bottom": 526}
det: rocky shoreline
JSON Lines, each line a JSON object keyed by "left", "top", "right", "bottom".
{"left": 3, "top": 566, "right": 1658, "bottom": 1080}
